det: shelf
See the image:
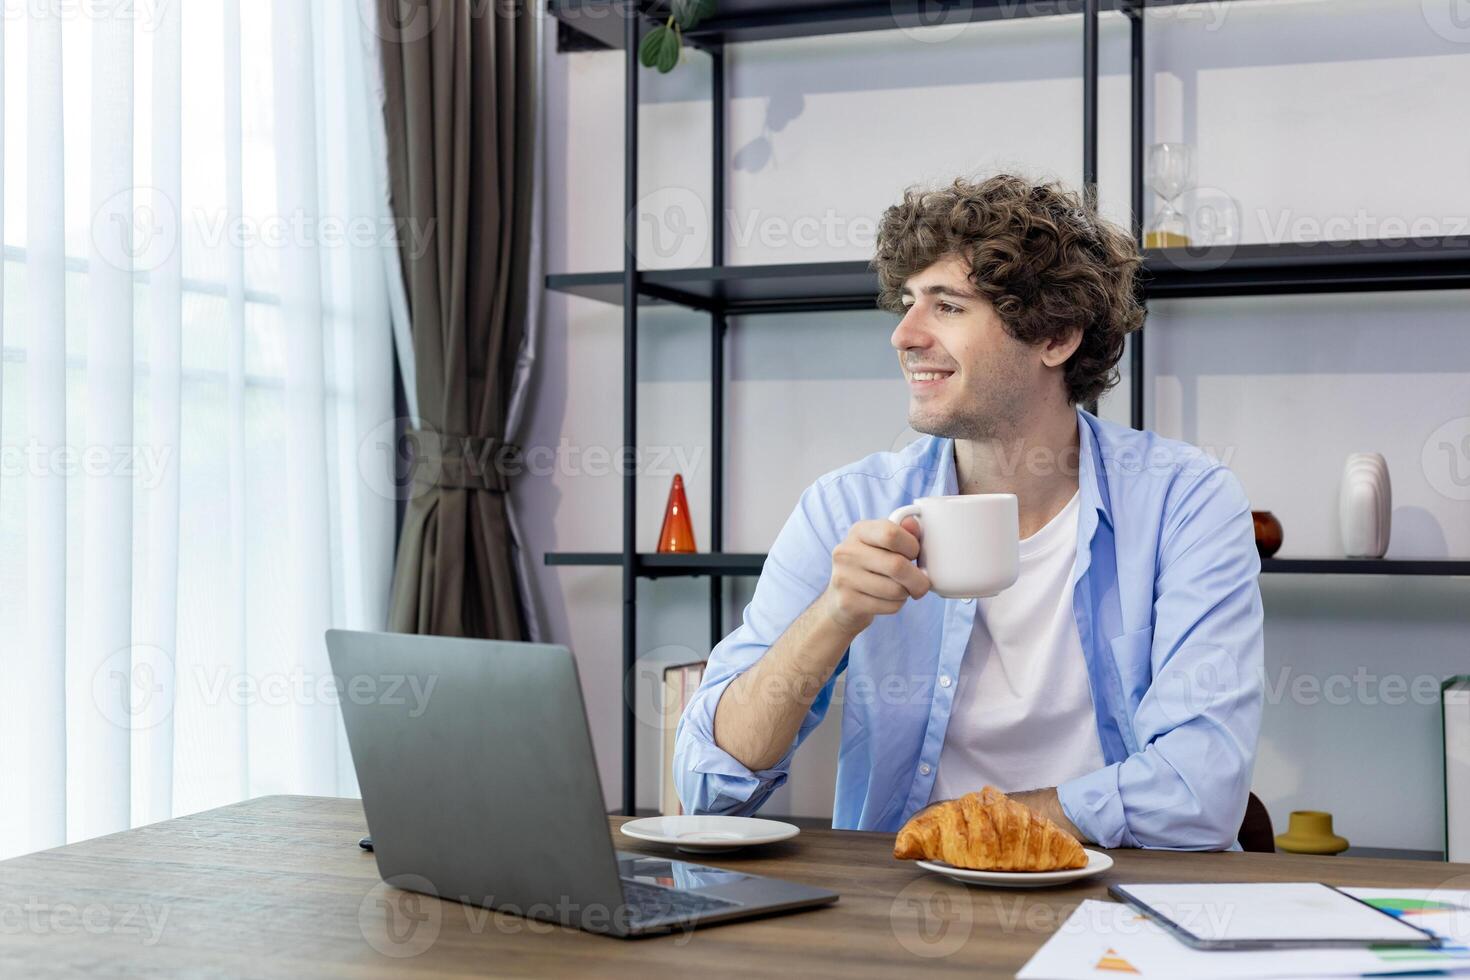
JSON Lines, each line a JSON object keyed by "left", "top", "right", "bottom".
{"left": 548, "top": 552, "right": 1470, "bottom": 578}
{"left": 546, "top": 261, "right": 880, "bottom": 314}
{"left": 546, "top": 239, "right": 1470, "bottom": 314}
{"left": 1259, "top": 558, "right": 1470, "bottom": 576}
{"left": 1144, "top": 238, "right": 1470, "bottom": 298}
{"left": 551, "top": 0, "right": 1207, "bottom": 50}
{"left": 545, "top": 551, "right": 767, "bottom": 578}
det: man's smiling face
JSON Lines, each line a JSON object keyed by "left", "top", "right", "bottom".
{"left": 891, "top": 253, "right": 1038, "bottom": 441}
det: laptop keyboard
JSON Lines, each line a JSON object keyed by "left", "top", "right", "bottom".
{"left": 621, "top": 879, "right": 740, "bottom": 926}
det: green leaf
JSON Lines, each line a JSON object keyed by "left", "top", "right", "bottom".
{"left": 659, "top": 36, "right": 682, "bottom": 72}
{"left": 670, "top": 0, "right": 716, "bottom": 30}
{"left": 639, "top": 23, "right": 681, "bottom": 73}
{"left": 638, "top": 24, "right": 669, "bottom": 69}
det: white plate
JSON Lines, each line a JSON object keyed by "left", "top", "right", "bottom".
{"left": 915, "top": 849, "right": 1113, "bottom": 888}
{"left": 619, "top": 815, "right": 801, "bottom": 853}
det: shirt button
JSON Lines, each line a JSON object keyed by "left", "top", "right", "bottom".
{"left": 962, "top": 597, "right": 975, "bottom": 604}
{"left": 938, "top": 675, "right": 952, "bottom": 688}
{"left": 919, "top": 763, "right": 932, "bottom": 776}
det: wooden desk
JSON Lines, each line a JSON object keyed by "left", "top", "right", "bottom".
{"left": 1, "top": 795, "right": 1466, "bottom": 978}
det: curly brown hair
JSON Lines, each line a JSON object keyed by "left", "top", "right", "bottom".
{"left": 872, "top": 174, "right": 1144, "bottom": 406}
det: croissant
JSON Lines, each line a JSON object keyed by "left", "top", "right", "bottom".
{"left": 893, "top": 785, "right": 1087, "bottom": 871}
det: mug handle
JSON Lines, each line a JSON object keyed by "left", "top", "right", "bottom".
{"left": 888, "top": 504, "right": 922, "bottom": 531}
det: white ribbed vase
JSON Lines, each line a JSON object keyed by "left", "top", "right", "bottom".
{"left": 1339, "top": 452, "right": 1391, "bottom": 558}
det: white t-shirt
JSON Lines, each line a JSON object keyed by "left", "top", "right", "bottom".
{"left": 928, "top": 488, "right": 1106, "bottom": 802}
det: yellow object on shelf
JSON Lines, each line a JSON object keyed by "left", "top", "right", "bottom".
{"left": 1144, "top": 230, "right": 1192, "bottom": 248}
{"left": 1275, "top": 810, "right": 1350, "bottom": 855}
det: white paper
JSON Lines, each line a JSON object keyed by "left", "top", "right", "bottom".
{"left": 1016, "top": 889, "right": 1470, "bottom": 980}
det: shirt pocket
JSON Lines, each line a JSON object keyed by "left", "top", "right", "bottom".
{"left": 1108, "top": 625, "right": 1155, "bottom": 707}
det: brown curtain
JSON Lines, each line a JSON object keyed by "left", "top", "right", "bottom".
{"left": 377, "top": 0, "right": 536, "bottom": 639}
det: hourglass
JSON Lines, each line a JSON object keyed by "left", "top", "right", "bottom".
{"left": 1144, "top": 143, "right": 1195, "bottom": 248}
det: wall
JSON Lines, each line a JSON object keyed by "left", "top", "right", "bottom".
{"left": 516, "top": 0, "right": 1470, "bottom": 850}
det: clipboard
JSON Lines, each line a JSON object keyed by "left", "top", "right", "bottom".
{"left": 1108, "top": 881, "right": 1443, "bottom": 950}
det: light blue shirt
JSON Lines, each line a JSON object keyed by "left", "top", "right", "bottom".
{"left": 674, "top": 408, "right": 1264, "bottom": 849}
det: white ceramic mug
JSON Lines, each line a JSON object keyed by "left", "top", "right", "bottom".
{"left": 887, "top": 494, "right": 1020, "bottom": 598}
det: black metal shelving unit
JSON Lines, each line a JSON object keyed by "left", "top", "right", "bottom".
{"left": 546, "top": 239, "right": 1470, "bottom": 311}
{"left": 545, "top": 0, "right": 1470, "bottom": 815}
{"left": 547, "top": 552, "right": 1470, "bottom": 579}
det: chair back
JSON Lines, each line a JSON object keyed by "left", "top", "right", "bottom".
{"left": 1238, "top": 792, "right": 1275, "bottom": 852}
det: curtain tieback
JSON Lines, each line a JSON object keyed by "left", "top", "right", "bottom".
{"left": 409, "top": 429, "right": 522, "bottom": 493}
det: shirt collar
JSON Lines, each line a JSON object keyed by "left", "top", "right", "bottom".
{"left": 926, "top": 407, "right": 1113, "bottom": 531}
{"left": 1076, "top": 407, "right": 1114, "bottom": 531}
{"left": 929, "top": 437, "right": 958, "bottom": 498}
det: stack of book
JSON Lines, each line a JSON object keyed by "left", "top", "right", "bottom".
{"left": 1445, "top": 675, "right": 1470, "bottom": 863}
{"left": 659, "top": 660, "right": 706, "bottom": 817}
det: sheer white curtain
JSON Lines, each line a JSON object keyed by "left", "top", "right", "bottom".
{"left": 0, "top": 0, "right": 398, "bottom": 858}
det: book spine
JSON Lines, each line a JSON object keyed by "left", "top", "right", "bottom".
{"left": 659, "top": 667, "right": 681, "bottom": 817}
{"left": 1444, "top": 676, "right": 1470, "bottom": 863}
{"left": 677, "top": 666, "right": 690, "bottom": 816}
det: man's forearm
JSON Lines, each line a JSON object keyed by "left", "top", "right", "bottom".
{"left": 712, "top": 593, "right": 856, "bottom": 772}
{"left": 1010, "top": 787, "right": 1090, "bottom": 844}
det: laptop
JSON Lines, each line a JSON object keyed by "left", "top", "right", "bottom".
{"left": 325, "top": 629, "right": 838, "bottom": 937}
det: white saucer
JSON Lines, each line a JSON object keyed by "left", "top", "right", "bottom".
{"left": 619, "top": 815, "right": 801, "bottom": 853}
{"left": 915, "top": 849, "right": 1113, "bottom": 888}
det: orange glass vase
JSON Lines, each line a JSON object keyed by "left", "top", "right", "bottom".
{"left": 657, "top": 473, "right": 697, "bottom": 553}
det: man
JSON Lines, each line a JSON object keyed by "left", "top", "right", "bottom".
{"left": 673, "top": 174, "right": 1264, "bottom": 849}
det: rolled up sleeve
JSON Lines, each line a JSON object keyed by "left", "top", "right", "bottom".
{"left": 1058, "top": 464, "right": 1264, "bottom": 850}
{"left": 673, "top": 479, "right": 846, "bottom": 815}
